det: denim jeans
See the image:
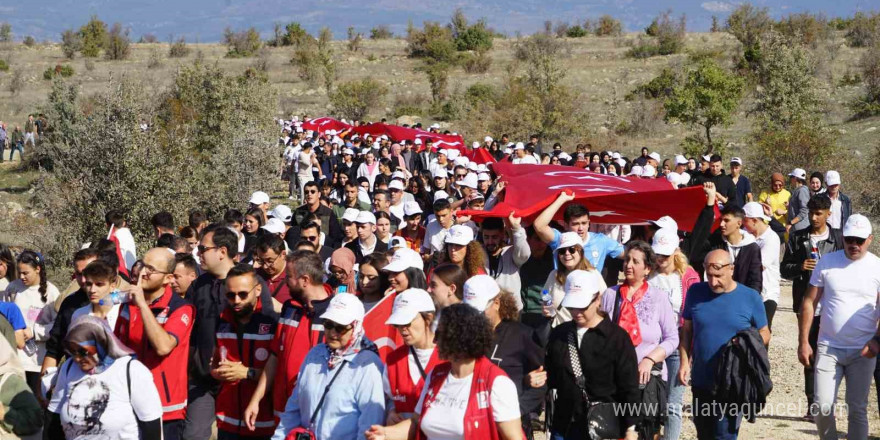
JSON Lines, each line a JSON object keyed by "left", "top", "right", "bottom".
{"left": 665, "top": 350, "right": 686, "bottom": 440}
{"left": 814, "top": 344, "right": 876, "bottom": 440}
{"left": 9, "top": 142, "right": 22, "bottom": 161}
{"left": 692, "top": 387, "right": 742, "bottom": 440}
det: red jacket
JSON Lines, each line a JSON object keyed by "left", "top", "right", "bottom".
{"left": 386, "top": 345, "right": 444, "bottom": 414}
{"left": 214, "top": 300, "right": 278, "bottom": 437}
{"left": 269, "top": 286, "right": 332, "bottom": 416}
{"left": 115, "top": 286, "right": 194, "bottom": 421}
{"left": 417, "top": 356, "right": 525, "bottom": 440}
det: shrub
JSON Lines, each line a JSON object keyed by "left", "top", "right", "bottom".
{"left": 844, "top": 12, "right": 880, "bottom": 48}
{"left": 645, "top": 19, "right": 660, "bottom": 37}
{"left": 291, "top": 42, "right": 323, "bottom": 85}
{"left": 626, "top": 38, "right": 660, "bottom": 59}
{"left": 61, "top": 30, "right": 82, "bottom": 59}
{"left": 168, "top": 37, "right": 190, "bottom": 58}
{"left": 7, "top": 70, "right": 24, "bottom": 95}
{"left": 595, "top": 15, "right": 623, "bottom": 36}
{"left": 449, "top": 9, "right": 494, "bottom": 52}
{"left": 615, "top": 98, "right": 665, "bottom": 137}
{"left": 223, "top": 27, "right": 262, "bottom": 57}
{"left": 0, "top": 59, "right": 8, "bottom": 72}
{"left": 513, "top": 33, "right": 567, "bottom": 93}
{"left": 423, "top": 62, "right": 451, "bottom": 103}
{"left": 139, "top": 33, "right": 158, "bottom": 43}
{"left": 710, "top": 16, "right": 721, "bottom": 32}
{"left": 747, "top": 121, "right": 838, "bottom": 190}
{"left": 627, "top": 67, "right": 680, "bottom": 100}
{"left": 147, "top": 48, "right": 162, "bottom": 69}
{"left": 43, "top": 64, "right": 75, "bottom": 80}
{"left": 347, "top": 27, "right": 363, "bottom": 52}
{"left": 462, "top": 50, "right": 491, "bottom": 73}
{"left": 726, "top": 4, "right": 772, "bottom": 50}
{"left": 84, "top": 59, "right": 95, "bottom": 71}
{"left": 566, "top": 25, "right": 588, "bottom": 38}
{"left": 626, "top": 11, "right": 686, "bottom": 58}
{"left": 329, "top": 78, "right": 388, "bottom": 120}
{"left": 269, "top": 22, "right": 309, "bottom": 47}
{"left": 390, "top": 94, "right": 427, "bottom": 118}
{"left": 105, "top": 23, "right": 131, "bottom": 60}
{"left": 752, "top": 31, "right": 822, "bottom": 128}
{"left": 776, "top": 12, "right": 830, "bottom": 48}
{"left": 79, "top": 15, "right": 108, "bottom": 57}
{"left": 0, "top": 23, "right": 10, "bottom": 42}
{"left": 554, "top": 22, "right": 570, "bottom": 38}
{"left": 370, "top": 25, "right": 393, "bottom": 40}
{"left": 850, "top": 42, "right": 880, "bottom": 118}
{"left": 406, "top": 22, "right": 457, "bottom": 63}
{"left": 23, "top": 36, "right": 36, "bottom": 47}
{"left": 464, "top": 83, "right": 497, "bottom": 106}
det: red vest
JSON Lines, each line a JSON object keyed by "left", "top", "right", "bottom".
{"left": 114, "top": 286, "right": 194, "bottom": 421}
{"left": 270, "top": 287, "right": 332, "bottom": 416}
{"left": 417, "top": 357, "right": 525, "bottom": 440}
{"left": 214, "top": 301, "right": 278, "bottom": 437}
{"left": 386, "top": 345, "right": 444, "bottom": 414}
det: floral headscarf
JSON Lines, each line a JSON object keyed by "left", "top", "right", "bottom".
{"left": 64, "top": 315, "right": 134, "bottom": 374}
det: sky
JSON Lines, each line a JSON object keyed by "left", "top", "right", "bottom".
{"left": 0, "top": 0, "right": 873, "bottom": 43}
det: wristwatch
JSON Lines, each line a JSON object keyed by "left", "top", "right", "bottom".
{"left": 246, "top": 367, "right": 256, "bottom": 381}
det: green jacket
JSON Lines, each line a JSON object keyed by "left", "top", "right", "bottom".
{"left": 10, "top": 131, "right": 22, "bottom": 145}
{"left": 0, "top": 373, "right": 42, "bottom": 437}
{"left": 23, "top": 120, "right": 34, "bottom": 134}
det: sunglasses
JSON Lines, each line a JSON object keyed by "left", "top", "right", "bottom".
{"left": 66, "top": 346, "right": 93, "bottom": 360}
{"left": 323, "top": 321, "right": 353, "bottom": 333}
{"left": 305, "top": 190, "right": 318, "bottom": 194}
{"left": 844, "top": 236, "right": 866, "bottom": 245}
{"left": 197, "top": 245, "right": 217, "bottom": 255}
{"left": 706, "top": 263, "right": 733, "bottom": 271}
{"left": 302, "top": 235, "right": 319, "bottom": 242}
{"left": 226, "top": 284, "right": 257, "bottom": 300}
{"left": 559, "top": 247, "right": 579, "bottom": 255}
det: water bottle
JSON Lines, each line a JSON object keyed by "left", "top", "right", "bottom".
{"left": 541, "top": 289, "right": 556, "bottom": 317}
{"left": 98, "top": 290, "right": 129, "bottom": 306}
{"left": 337, "top": 285, "right": 347, "bottom": 294}
{"left": 23, "top": 338, "right": 37, "bottom": 357}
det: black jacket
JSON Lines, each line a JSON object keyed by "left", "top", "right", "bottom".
{"left": 490, "top": 321, "right": 546, "bottom": 415}
{"left": 187, "top": 272, "right": 278, "bottom": 388}
{"left": 344, "top": 239, "right": 389, "bottom": 264}
{"left": 545, "top": 319, "right": 640, "bottom": 437}
{"left": 713, "top": 327, "right": 772, "bottom": 423}
{"left": 708, "top": 233, "right": 763, "bottom": 293}
{"left": 780, "top": 227, "right": 844, "bottom": 305}
{"left": 292, "top": 203, "right": 344, "bottom": 249}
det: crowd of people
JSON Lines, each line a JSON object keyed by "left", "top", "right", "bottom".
{"left": 0, "top": 114, "right": 875, "bottom": 440}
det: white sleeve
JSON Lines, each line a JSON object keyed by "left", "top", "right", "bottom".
{"left": 47, "top": 361, "right": 70, "bottom": 413}
{"left": 490, "top": 375, "right": 521, "bottom": 422}
{"left": 128, "top": 360, "right": 162, "bottom": 422}
{"left": 382, "top": 367, "right": 391, "bottom": 398}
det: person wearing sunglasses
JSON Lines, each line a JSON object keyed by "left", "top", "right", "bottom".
{"left": 542, "top": 232, "right": 607, "bottom": 328}
{"left": 799, "top": 214, "right": 880, "bottom": 440}
{"left": 212, "top": 264, "right": 279, "bottom": 439}
{"left": 48, "top": 315, "right": 162, "bottom": 439}
{"left": 292, "top": 181, "right": 344, "bottom": 250}
{"left": 271, "top": 293, "right": 385, "bottom": 440}
{"left": 679, "top": 250, "right": 770, "bottom": 440}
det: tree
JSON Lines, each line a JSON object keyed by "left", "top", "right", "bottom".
{"left": 0, "top": 23, "right": 11, "bottom": 42}
{"left": 370, "top": 25, "right": 393, "bottom": 40}
{"left": 752, "top": 31, "right": 822, "bottom": 128}
{"left": 851, "top": 42, "right": 880, "bottom": 118}
{"left": 347, "top": 27, "right": 363, "bottom": 52}
{"left": 710, "top": 16, "right": 720, "bottom": 33}
{"left": 423, "top": 62, "right": 451, "bottom": 103}
{"left": 725, "top": 3, "right": 772, "bottom": 69}
{"left": 449, "top": 9, "right": 493, "bottom": 52}
{"left": 514, "top": 33, "right": 566, "bottom": 94}
{"left": 61, "top": 29, "right": 82, "bottom": 59}
{"left": 104, "top": 23, "right": 131, "bottom": 61}
{"left": 317, "top": 27, "right": 335, "bottom": 93}
{"left": 594, "top": 15, "right": 623, "bottom": 36}
{"left": 223, "top": 27, "right": 262, "bottom": 57}
{"left": 407, "top": 21, "right": 457, "bottom": 63}
{"left": 329, "top": 78, "right": 388, "bottom": 120}
{"left": 845, "top": 12, "right": 880, "bottom": 48}
{"left": 79, "top": 15, "right": 108, "bottom": 57}
{"left": 664, "top": 59, "right": 744, "bottom": 153}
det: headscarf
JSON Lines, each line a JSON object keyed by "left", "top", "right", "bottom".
{"left": 64, "top": 315, "right": 134, "bottom": 375}
{"left": 391, "top": 144, "right": 408, "bottom": 171}
{"left": 0, "top": 336, "right": 24, "bottom": 379}
{"left": 326, "top": 319, "right": 378, "bottom": 370}
{"left": 329, "top": 247, "right": 357, "bottom": 294}
{"left": 770, "top": 172, "right": 785, "bottom": 189}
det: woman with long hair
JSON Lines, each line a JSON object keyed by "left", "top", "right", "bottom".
{"left": 2, "top": 250, "right": 60, "bottom": 395}
{"left": 646, "top": 229, "right": 700, "bottom": 440}
{"left": 542, "top": 232, "right": 607, "bottom": 327}
{"left": 47, "top": 316, "right": 162, "bottom": 438}
{"left": 376, "top": 211, "right": 394, "bottom": 245}
{"left": 359, "top": 253, "right": 391, "bottom": 313}
{"left": 384, "top": 248, "right": 428, "bottom": 295}
{"left": 0, "top": 244, "right": 16, "bottom": 292}
{"left": 600, "top": 240, "right": 679, "bottom": 440}
{"left": 437, "top": 225, "right": 487, "bottom": 278}
{"left": 365, "top": 303, "right": 524, "bottom": 440}
{"left": 357, "top": 151, "right": 382, "bottom": 191}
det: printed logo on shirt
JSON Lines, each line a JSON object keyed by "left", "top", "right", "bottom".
{"left": 477, "top": 391, "right": 489, "bottom": 409}
{"left": 259, "top": 324, "right": 271, "bottom": 335}
{"left": 181, "top": 313, "right": 190, "bottom": 327}
{"left": 255, "top": 348, "right": 269, "bottom": 362}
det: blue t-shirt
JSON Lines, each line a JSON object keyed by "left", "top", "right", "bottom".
{"left": 549, "top": 229, "right": 623, "bottom": 273}
{"left": 0, "top": 302, "right": 26, "bottom": 330}
{"left": 682, "top": 282, "right": 767, "bottom": 390}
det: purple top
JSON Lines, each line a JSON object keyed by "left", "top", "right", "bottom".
{"left": 600, "top": 284, "right": 679, "bottom": 380}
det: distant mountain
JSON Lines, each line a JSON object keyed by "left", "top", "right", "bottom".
{"left": 0, "top": 0, "right": 869, "bottom": 42}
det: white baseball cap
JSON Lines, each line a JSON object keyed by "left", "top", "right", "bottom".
{"left": 503, "top": 148, "right": 512, "bottom": 155}
{"left": 612, "top": 152, "right": 622, "bottom": 160}
{"left": 261, "top": 218, "right": 286, "bottom": 235}
{"left": 730, "top": 157, "right": 743, "bottom": 165}
{"left": 432, "top": 169, "right": 447, "bottom": 179}
{"left": 484, "top": 136, "right": 493, "bottom": 143}
{"left": 650, "top": 215, "right": 678, "bottom": 231}
{"left": 467, "top": 162, "right": 479, "bottom": 172}
{"left": 445, "top": 225, "right": 474, "bottom": 246}
{"left": 320, "top": 293, "right": 365, "bottom": 325}
{"left": 327, "top": 129, "right": 337, "bottom": 136}
{"left": 454, "top": 157, "right": 469, "bottom": 167}
{"left": 788, "top": 168, "right": 807, "bottom": 180}
{"left": 389, "top": 236, "right": 408, "bottom": 249}
{"left": 463, "top": 275, "right": 501, "bottom": 312}
{"left": 641, "top": 165, "right": 657, "bottom": 178}
{"left": 269, "top": 204, "right": 292, "bottom": 223}
{"left": 249, "top": 191, "right": 270, "bottom": 205}
{"left": 386, "top": 289, "right": 436, "bottom": 325}
{"left": 648, "top": 152, "right": 661, "bottom": 162}
{"left": 514, "top": 142, "right": 525, "bottom": 150}
{"left": 555, "top": 232, "right": 582, "bottom": 255}
{"left": 477, "top": 172, "right": 491, "bottom": 182}
{"left": 629, "top": 165, "right": 643, "bottom": 176}
{"left": 674, "top": 154, "right": 688, "bottom": 166}
{"left": 477, "top": 164, "right": 489, "bottom": 173}
{"left": 355, "top": 211, "right": 376, "bottom": 225}
{"left": 342, "top": 208, "right": 360, "bottom": 223}
{"left": 388, "top": 180, "right": 405, "bottom": 191}
{"left": 343, "top": 148, "right": 355, "bottom": 155}
{"left": 560, "top": 270, "right": 603, "bottom": 309}
{"left": 438, "top": 149, "right": 448, "bottom": 157}
{"left": 433, "top": 190, "right": 450, "bottom": 202}
{"left": 403, "top": 201, "right": 423, "bottom": 217}
{"left": 825, "top": 170, "right": 841, "bottom": 186}
{"left": 843, "top": 214, "right": 872, "bottom": 239}
{"left": 472, "top": 141, "right": 480, "bottom": 149}
{"left": 701, "top": 154, "right": 712, "bottom": 162}
{"left": 743, "top": 202, "right": 770, "bottom": 222}
{"left": 446, "top": 149, "right": 460, "bottom": 160}
{"left": 391, "top": 171, "right": 406, "bottom": 180}
{"left": 651, "top": 228, "right": 679, "bottom": 256}
{"left": 414, "top": 138, "right": 423, "bottom": 145}
{"left": 383, "top": 247, "right": 424, "bottom": 272}
{"left": 459, "top": 173, "right": 478, "bottom": 189}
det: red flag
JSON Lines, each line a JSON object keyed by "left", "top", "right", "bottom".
{"left": 460, "top": 162, "right": 707, "bottom": 232}
{"left": 465, "top": 147, "right": 496, "bottom": 164}
{"left": 301, "top": 117, "right": 352, "bottom": 134}
{"left": 106, "top": 225, "right": 130, "bottom": 278}
{"left": 362, "top": 291, "right": 402, "bottom": 362}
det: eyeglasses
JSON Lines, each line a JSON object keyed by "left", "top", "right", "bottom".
{"left": 559, "top": 247, "right": 579, "bottom": 255}
{"left": 141, "top": 264, "right": 168, "bottom": 276}
{"left": 706, "top": 263, "right": 733, "bottom": 271}
{"left": 455, "top": 174, "right": 467, "bottom": 179}
{"left": 197, "top": 245, "right": 217, "bottom": 255}
{"left": 225, "top": 284, "right": 258, "bottom": 300}
{"left": 305, "top": 190, "right": 319, "bottom": 195}
{"left": 844, "top": 236, "right": 867, "bottom": 245}
{"left": 323, "top": 321, "right": 354, "bottom": 334}
{"left": 254, "top": 255, "right": 280, "bottom": 266}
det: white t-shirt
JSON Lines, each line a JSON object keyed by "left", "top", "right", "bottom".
{"left": 810, "top": 251, "right": 880, "bottom": 349}
{"left": 48, "top": 357, "right": 162, "bottom": 439}
{"left": 829, "top": 196, "right": 842, "bottom": 229}
{"left": 649, "top": 272, "right": 684, "bottom": 321}
{"left": 416, "top": 369, "right": 520, "bottom": 440}
{"left": 513, "top": 155, "right": 537, "bottom": 165}
{"left": 755, "top": 227, "right": 781, "bottom": 303}
{"left": 71, "top": 304, "right": 123, "bottom": 333}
